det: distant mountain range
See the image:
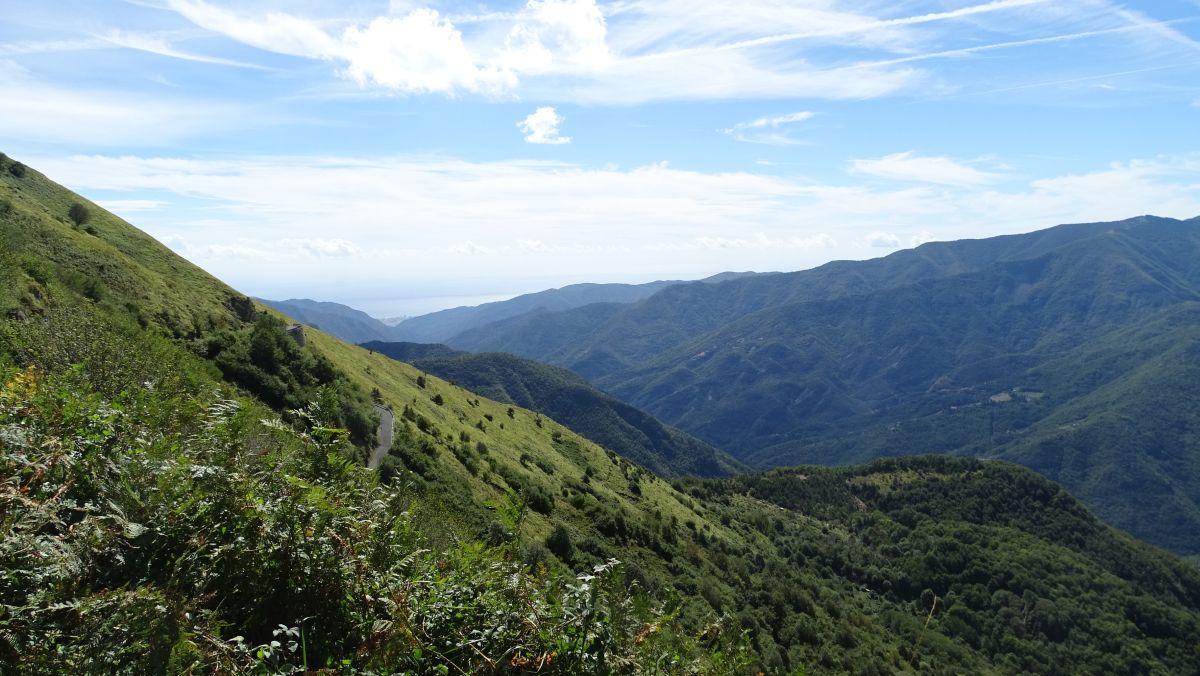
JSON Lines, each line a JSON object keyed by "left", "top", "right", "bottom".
{"left": 361, "top": 341, "right": 744, "bottom": 478}
{"left": 261, "top": 272, "right": 766, "bottom": 347}
{"left": 443, "top": 216, "right": 1200, "bottom": 556}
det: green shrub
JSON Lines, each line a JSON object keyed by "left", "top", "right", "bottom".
{"left": 68, "top": 202, "right": 91, "bottom": 227}
{"left": 546, "top": 524, "right": 574, "bottom": 563}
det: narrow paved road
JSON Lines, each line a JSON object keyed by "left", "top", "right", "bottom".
{"left": 368, "top": 404, "right": 393, "bottom": 470}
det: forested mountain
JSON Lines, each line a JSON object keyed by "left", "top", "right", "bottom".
{"left": 5, "top": 154, "right": 1200, "bottom": 674}
{"left": 446, "top": 216, "right": 1200, "bottom": 555}
{"left": 388, "top": 272, "right": 764, "bottom": 344}
{"left": 361, "top": 341, "right": 744, "bottom": 478}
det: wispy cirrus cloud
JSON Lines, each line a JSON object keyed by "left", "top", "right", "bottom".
{"left": 96, "top": 29, "right": 273, "bottom": 70}
{"left": 0, "top": 59, "right": 256, "bottom": 146}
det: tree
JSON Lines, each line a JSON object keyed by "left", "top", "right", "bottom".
{"left": 68, "top": 203, "right": 91, "bottom": 227}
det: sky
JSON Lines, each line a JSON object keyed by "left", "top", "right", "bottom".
{"left": 2, "top": 0, "right": 1200, "bottom": 317}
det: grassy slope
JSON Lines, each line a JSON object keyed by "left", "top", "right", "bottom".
{"left": 0, "top": 156, "right": 237, "bottom": 335}
{"left": 361, "top": 341, "right": 745, "bottom": 478}
{"left": 310, "top": 328, "right": 735, "bottom": 553}
{"left": 5, "top": 155, "right": 1200, "bottom": 673}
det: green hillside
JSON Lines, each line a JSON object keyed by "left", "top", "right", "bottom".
{"left": 258, "top": 297, "right": 397, "bottom": 344}
{"left": 4, "top": 154, "right": 1200, "bottom": 674}
{"left": 361, "top": 341, "right": 744, "bottom": 478}
{"left": 447, "top": 215, "right": 1200, "bottom": 555}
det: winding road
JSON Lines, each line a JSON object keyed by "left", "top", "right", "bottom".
{"left": 368, "top": 404, "right": 394, "bottom": 470}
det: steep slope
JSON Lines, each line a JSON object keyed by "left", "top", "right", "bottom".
{"left": 257, "top": 297, "right": 396, "bottom": 343}
{"left": 361, "top": 341, "right": 745, "bottom": 478}
{"left": 448, "top": 216, "right": 1200, "bottom": 555}
{"left": 5, "top": 154, "right": 1200, "bottom": 674}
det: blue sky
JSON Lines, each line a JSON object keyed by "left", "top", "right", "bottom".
{"left": 2, "top": 0, "right": 1199, "bottom": 316}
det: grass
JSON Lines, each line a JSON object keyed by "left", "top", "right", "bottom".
{"left": 273, "top": 317, "right": 740, "bottom": 576}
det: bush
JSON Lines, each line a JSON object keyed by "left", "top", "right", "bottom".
{"left": 526, "top": 483, "right": 554, "bottom": 515}
{"left": 546, "top": 524, "right": 574, "bottom": 563}
{"left": 68, "top": 202, "right": 90, "bottom": 227}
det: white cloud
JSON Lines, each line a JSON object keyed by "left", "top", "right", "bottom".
{"left": 849, "top": 152, "right": 1004, "bottom": 186}
{"left": 518, "top": 106, "right": 570, "bottom": 144}
{"left": 341, "top": 11, "right": 514, "bottom": 95}
{"left": 281, "top": 238, "right": 360, "bottom": 257}
{"left": 864, "top": 231, "right": 902, "bottom": 248}
{"left": 165, "top": 0, "right": 610, "bottom": 97}
{"left": 499, "top": 0, "right": 612, "bottom": 73}
{"left": 910, "top": 231, "right": 936, "bottom": 247}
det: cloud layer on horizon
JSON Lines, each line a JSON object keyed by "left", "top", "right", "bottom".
{"left": 29, "top": 150, "right": 1200, "bottom": 312}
